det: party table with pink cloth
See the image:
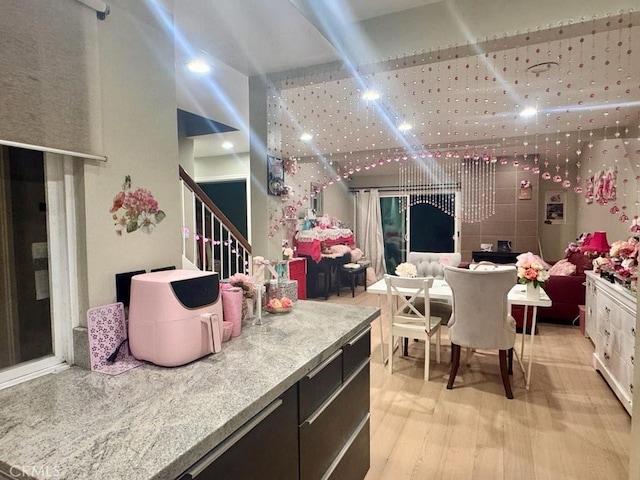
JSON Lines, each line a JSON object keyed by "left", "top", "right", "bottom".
{"left": 295, "top": 227, "right": 355, "bottom": 262}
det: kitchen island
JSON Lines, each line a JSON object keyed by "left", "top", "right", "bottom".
{"left": 0, "top": 301, "right": 379, "bottom": 480}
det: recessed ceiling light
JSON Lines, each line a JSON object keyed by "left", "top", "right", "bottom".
{"left": 520, "top": 106, "right": 537, "bottom": 118}
{"left": 525, "top": 61, "right": 559, "bottom": 75}
{"left": 398, "top": 122, "right": 413, "bottom": 132}
{"left": 361, "top": 90, "right": 380, "bottom": 101}
{"left": 300, "top": 132, "right": 313, "bottom": 141}
{"left": 221, "top": 141, "right": 234, "bottom": 150}
{"left": 186, "top": 59, "right": 212, "bottom": 73}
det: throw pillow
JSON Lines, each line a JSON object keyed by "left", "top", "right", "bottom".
{"left": 350, "top": 247, "right": 364, "bottom": 263}
{"left": 567, "top": 251, "right": 593, "bottom": 274}
{"left": 548, "top": 259, "right": 577, "bottom": 276}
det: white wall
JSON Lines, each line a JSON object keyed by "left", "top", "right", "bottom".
{"left": 82, "top": 0, "right": 182, "bottom": 313}
{"left": 323, "top": 182, "right": 355, "bottom": 231}
{"left": 538, "top": 163, "right": 579, "bottom": 261}
{"left": 196, "top": 153, "right": 250, "bottom": 179}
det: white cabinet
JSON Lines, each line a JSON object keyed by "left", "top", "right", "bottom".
{"left": 587, "top": 271, "right": 636, "bottom": 415}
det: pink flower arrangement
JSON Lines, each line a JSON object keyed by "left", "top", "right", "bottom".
{"left": 282, "top": 157, "right": 298, "bottom": 176}
{"left": 229, "top": 273, "right": 255, "bottom": 294}
{"left": 110, "top": 176, "right": 165, "bottom": 235}
{"left": 515, "top": 252, "right": 550, "bottom": 288}
{"left": 608, "top": 238, "right": 639, "bottom": 278}
{"left": 609, "top": 239, "right": 638, "bottom": 260}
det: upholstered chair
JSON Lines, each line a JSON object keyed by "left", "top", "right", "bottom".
{"left": 406, "top": 252, "right": 460, "bottom": 351}
{"left": 443, "top": 265, "right": 517, "bottom": 398}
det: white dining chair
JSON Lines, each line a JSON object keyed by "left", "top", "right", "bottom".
{"left": 384, "top": 274, "right": 444, "bottom": 381}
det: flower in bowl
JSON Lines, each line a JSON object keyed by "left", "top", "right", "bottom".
{"left": 267, "top": 297, "right": 293, "bottom": 311}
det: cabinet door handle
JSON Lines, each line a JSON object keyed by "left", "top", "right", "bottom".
{"left": 306, "top": 350, "right": 342, "bottom": 380}
{"left": 605, "top": 306, "right": 611, "bottom": 314}
{"left": 604, "top": 329, "right": 610, "bottom": 337}
{"left": 631, "top": 355, "right": 635, "bottom": 365}
{"left": 631, "top": 384, "right": 634, "bottom": 394}
{"left": 303, "top": 360, "right": 368, "bottom": 426}
{"left": 347, "top": 325, "right": 371, "bottom": 346}
{"left": 182, "top": 398, "right": 283, "bottom": 478}
{"left": 604, "top": 352, "right": 610, "bottom": 360}
{"left": 632, "top": 327, "right": 636, "bottom": 337}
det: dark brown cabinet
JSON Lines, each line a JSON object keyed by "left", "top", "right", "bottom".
{"left": 178, "top": 385, "right": 298, "bottom": 480}
{"left": 178, "top": 326, "right": 371, "bottom": 480}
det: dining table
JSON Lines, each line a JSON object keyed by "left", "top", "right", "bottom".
{"left": 367, "top": 277, "right": 552, "bottom": 389}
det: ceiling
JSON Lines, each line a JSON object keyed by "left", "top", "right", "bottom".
{"left": 166, "top": 0, "right": 640, "bottom": 174}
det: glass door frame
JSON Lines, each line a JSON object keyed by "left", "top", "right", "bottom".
{"left": 0, "top": 151, "right": 75, "bottom": 389}
{"left": 380, "top": 189, "right": 462, "bottom": 255}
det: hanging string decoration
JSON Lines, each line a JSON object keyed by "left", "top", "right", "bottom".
{"left": 264, "top": 12, "right": 640, "bottom": 232}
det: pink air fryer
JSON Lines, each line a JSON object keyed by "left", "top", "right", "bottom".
{"left": 128, "top": 269, "right": 223, "bottom": 367}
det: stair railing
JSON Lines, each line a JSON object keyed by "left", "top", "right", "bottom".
{"left": 179, "top": 165, "right": 251, "bottom": 279}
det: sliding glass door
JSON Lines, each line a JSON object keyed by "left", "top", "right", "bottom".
{"left": 380, "top": 196, "right": 407, "bottom": 273}
{"left": 380, "top": 192, "right": 459, "bottom": 272}
{"left": 409, "top": 193, "right": 456, "bottom": 252}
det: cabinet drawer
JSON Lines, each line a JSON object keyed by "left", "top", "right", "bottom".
{"left": 180, "top": 385, "right": 298, "bottom": 480}
{"left": 610, "top": 352, "right": 633, "bottom": 397}
{"left": 326, "top": 415, "right": 370, "bottom": 480}
{"left": 299, "top": 349, "right": 343, "bottom": 423}
{"left": 300, "top": 361, "right": 370, "bottom": 480}
{"left": 597, "top": 295, "right": 616, "bottom": 330}
{"left": 342, "top": 327, "right": 371, "bottom": 380}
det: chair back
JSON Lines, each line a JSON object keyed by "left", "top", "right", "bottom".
{"left": 407, "top": 252, "right": 461, "bottom": 278}
{"left": 443, "top": 266, "right": 516, "bottom": 350}
{"left": 384, "top": 274, "right": 435, "bottom": 333}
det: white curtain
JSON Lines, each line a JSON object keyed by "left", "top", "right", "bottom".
{"left": 355, "top": 189, "right": 386, "bottom": 279}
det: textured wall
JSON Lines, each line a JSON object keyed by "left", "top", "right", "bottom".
{"left": 82, "top": 0, "right": 181, "bottom": 311}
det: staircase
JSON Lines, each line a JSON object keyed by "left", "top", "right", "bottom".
{"left": 179, "top": 166, "right": 251, "bottom": 279}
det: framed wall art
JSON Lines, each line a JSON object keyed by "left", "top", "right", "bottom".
{"left": 267, "top": 155, "right": 285, "bottom": 196}
{"left": 518, "top": 180, "right": 532, "bottom": 200}
{"left": 544, "top": 191, "right": 565, "bottom": 224}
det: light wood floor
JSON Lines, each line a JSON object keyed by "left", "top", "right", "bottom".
{"left": 319, "top": 289, "right": 631, "bottom": 480}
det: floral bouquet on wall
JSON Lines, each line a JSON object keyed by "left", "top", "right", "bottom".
{"left": 515, "top": 252, "right": 550, "bottom": 288}
{"left": 110, "top": 175, "right": 165, "bottom": 235}
{"left": 395, "top": 262, "right": 417, "bottom": 278}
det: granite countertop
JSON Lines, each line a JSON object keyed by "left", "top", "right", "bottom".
{"left": 0, "top": 301, "right": 379, "bottom": 480}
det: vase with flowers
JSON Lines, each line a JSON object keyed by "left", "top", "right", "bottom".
{"left": 606, "top": 237, "right": 639, "bottom": 286}
{"left": 515, "top": 252, "right": 550, "bottom": 299}
{"left": 228, "top": 273, "right": 256, "bottom": 319}
{"left": 395, "top": 262, "right": 417, "bottom": 278}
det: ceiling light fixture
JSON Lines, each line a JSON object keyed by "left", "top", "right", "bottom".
{"left": 221, "top": 141, "right": 234, "bottom": 150}
{"left": 398, "top": 122, "right": 413, "bottom": 132}
{"left": 519, "top": 106, "right": 538, "bottom": 118}
{"left": 186, "top": 59, "right": 212, "bottom": 73}
{"left": 525, "top": 61, "right": 559, "bottom": 75}
{"left": 361, "top": 89, "right": 380, "bottom": 101}
{"left": 300, "top": 132, "right": 313, "bottom": 141}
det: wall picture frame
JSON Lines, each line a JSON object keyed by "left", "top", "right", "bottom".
{"left": 519, "top": 186, "right": 532, "bottom": 200}
{"left": 267, "top": 155, "right": 285, "bottom": 196}
{"left": 310, "top": 182, "right": 323, "bottom": 215}
{"left": 544, "top": 190, "right": 566, "bottom": 224}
